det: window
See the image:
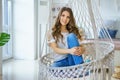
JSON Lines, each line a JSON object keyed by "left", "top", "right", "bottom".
{"left": 2, "top": 0, "right": 13, "bottom": 60}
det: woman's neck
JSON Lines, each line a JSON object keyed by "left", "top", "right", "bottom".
{"left": 61, "top": 26, "right": 68, "bottom": 32}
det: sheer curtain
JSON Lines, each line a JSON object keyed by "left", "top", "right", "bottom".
{"left": 13, "top": 0, "right": 35, "bottom": 60}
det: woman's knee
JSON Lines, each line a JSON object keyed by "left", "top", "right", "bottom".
{"left": 67, "top": 33, "right": 79, "bottom": 47}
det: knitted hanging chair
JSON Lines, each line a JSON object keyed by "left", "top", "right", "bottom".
{"left": 39, "top": 0, "right": 115, "bottom": 80}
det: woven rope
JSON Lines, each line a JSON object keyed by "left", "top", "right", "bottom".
{"left": 40, "top": 41, "right": 114, "bottom": 80}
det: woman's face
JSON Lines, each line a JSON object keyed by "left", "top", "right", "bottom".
{"left": 60, "top": 11, "right": 70, "bottom": 26}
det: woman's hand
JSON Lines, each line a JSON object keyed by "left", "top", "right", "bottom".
{"left": 68, "top": 47, "right": 78, "bottom": 54}
{"left": 75, "top": 46, "right": 85, "bottom": 56}
{"left": 69, "top": 46, "right": 85, "bottom": 56}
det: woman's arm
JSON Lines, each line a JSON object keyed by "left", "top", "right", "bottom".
{"left": 49, "top": 42, "right": 84, "bottom": 56}
{"left": 49, "top": 42, "right": 78, "bottom": 54}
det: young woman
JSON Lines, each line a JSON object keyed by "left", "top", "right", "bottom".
{"left": 47, "top": 7, "right": 85, "bottom": 67}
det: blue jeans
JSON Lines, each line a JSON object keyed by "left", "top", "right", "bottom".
{"left": 51, "top": 33, "right": 84, "bottom": 67}
{"left": 51, "top": 57, "right": 69, "bottom": 67}
{"left": 67, "top": 33, "right": 84, "bottom": 66}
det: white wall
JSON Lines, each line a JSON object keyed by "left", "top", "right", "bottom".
{"left": 100, "top": 0, "right": 120, "bottom": 38}
{"left": 52, "top": 0, "right": 69, "bottom": 3}
{"left": 100, "top": 0, "right": 118, "bottom": 20}
{"left": 0, "top": 0, "right": 2, "bottom": 75}
{"left": 13, "top": 0, "right": 35, "bottom": 60}
{"left": 37, "top": 0, "right": 49, "bottom": 58}
{"left": 38, "top": 0, "right": 49, "bottom": 24}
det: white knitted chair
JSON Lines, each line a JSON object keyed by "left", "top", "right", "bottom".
{"left": 39, "top": 0, "right": 115, "bottom": 80}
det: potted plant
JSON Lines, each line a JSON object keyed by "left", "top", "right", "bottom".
{"left": 0, "top": 32, "right": 10, "bottom": 46}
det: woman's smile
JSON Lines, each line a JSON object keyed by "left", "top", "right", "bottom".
{"left": 60, "top": 11, "right": 70, "bottom": 26}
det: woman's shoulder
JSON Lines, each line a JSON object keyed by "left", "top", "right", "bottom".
{"left": 47, "top": 27, "right": 54, "bottom": 40}
{"left": 47, "top": 27, "right": 53, "bottom": 34}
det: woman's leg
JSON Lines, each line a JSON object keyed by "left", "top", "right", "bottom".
{"left": 67, "top": 33, "right": 84, "bottom": 66}
{"left": 51, "top": 57, "right": 69, "bottom": 67}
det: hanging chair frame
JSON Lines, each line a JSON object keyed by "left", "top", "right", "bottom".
{"left": 38, "top": 0, "right": 115, "bottom": 80}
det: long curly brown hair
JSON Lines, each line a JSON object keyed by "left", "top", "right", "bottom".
{"left": 52, "top": 7, "right": 82, "bottom": 43}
